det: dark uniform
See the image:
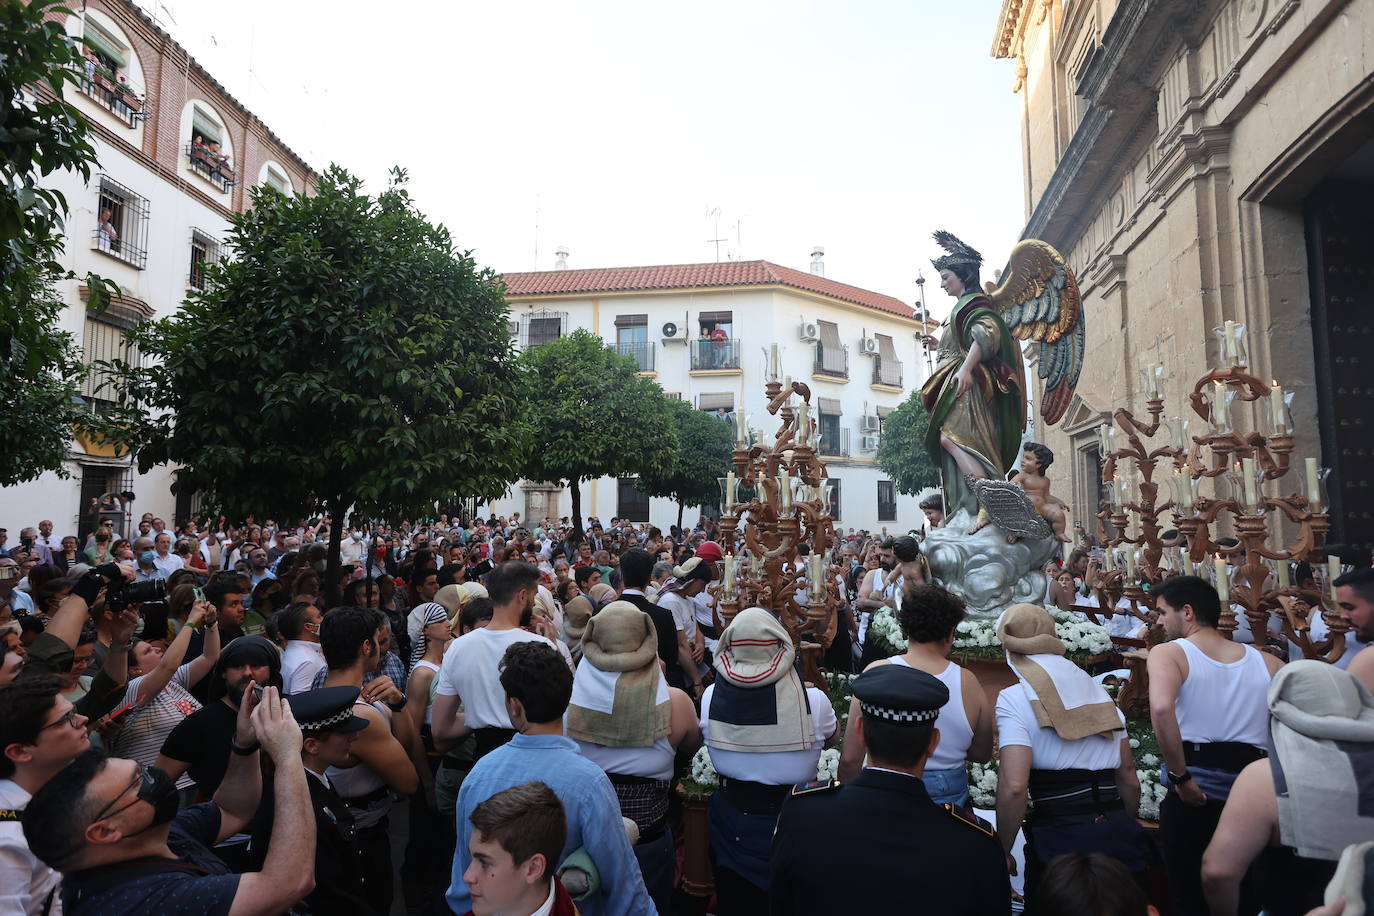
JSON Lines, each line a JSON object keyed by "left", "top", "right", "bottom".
{"left": 769, "top": 665, "right": 1010, "bottom": 915}
{"left": 248, "top": 686, "right": 379, "bottom": 916}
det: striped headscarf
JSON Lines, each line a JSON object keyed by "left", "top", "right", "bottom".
{"left": 407, "top": 602, "right": 449, "bottom": 670}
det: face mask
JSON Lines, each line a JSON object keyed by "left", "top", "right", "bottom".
{"left": 352, "top": 532, "right": 362, "bottom": 541}
{"left": 121, "top": 766, "right": 180, "bottom": 837}
{"left": 140, "top": 551, "right": 158, "bottom": 565}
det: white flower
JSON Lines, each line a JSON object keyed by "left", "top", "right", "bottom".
{"left": 690, "top": 746, "right": 719, "bottom": 788}
{"left": 816, "top": 748, "right": 840, "bottom": 782}
{"left": 1129, "top": 738, "right": 1140, "bottom": 748}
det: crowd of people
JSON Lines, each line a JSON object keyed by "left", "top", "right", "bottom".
{"left": 0, "top": 507, "right": 1369, "bottom": 915}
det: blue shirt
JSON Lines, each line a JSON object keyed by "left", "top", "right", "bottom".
{"left": 447, "top": 733, "right": 654, "bottom": 916}
{"left": 63, "top": 803, "right": 239, "bottom": 915}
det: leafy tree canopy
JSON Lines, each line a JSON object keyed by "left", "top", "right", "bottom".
{"left": 1, "top": 0, "right": 117, "bottom": 485}
{"left": 98, "top": 166, "right": 527, "bottom": 533}
{"left": 636, "top": 397, "right": 735, "bottom": 526}
{"left": 516, "top": 329, "right": 678, "bottom": 536}
{"left": 876, "top": 394, "right": 940, "bottom": 496}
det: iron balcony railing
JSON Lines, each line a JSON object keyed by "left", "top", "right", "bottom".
{"left": 616, "top": 341, "right": 655, "bottom": 372}
{"left": 691, "top": 338, "right": 741, "bottom": 370}
{"left": 814, "top": 343, "right": 849, "bottom": 378}
{"left": 818, "top": 427, "right": 851, "bottom": 458}
{"left": 185, "top": 144, "right": 237, "bottom": 192}
{"left": 872, "top": 358, "right": 903, "bottom": 387}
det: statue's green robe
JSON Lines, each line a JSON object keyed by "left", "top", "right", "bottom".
{"left": 919, "top": 293, "right": 1026, "bottom": 519}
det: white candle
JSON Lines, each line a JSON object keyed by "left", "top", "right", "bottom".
{"left": 736, "top": 410, "right": 748, "bottom": 446}
{"left": 1146, "top": 364, "right": 1160, "bottom": 398}
{"left": 1305, "top": 458, "right": 1320, "bottom": 508}
{"left": 1329, "top": 556, "right": 1342, "bottom": 601}
{"left": 783, "top": 375, "right": 793, "bottom": 400}
{"left": 1097, "top": 423, "right": 1111, "bottom": 457}
{"left": 1223, "top": 320, "right": 1237, "bottom": 362}
{"left": 778, "top": 471, "right": 793, "bottom": 511}
{"left": 723, "top": 553, "right": 735, "bottom": 594}
{"left": 769, "top": 344, "right": 780, "bottom": 381}
{"left": 1211, "top": 382, "right": 1230, "bottom": 431}
{"left": 797, "top": 403, "right": 810, "bottom": 443}
{"left": 725, "top": 471, "right": 736, "bottom": 510}
{"left": 1241, "top": 457, "right": 1258, "bottom": 513}
{"left": 1172, "top": 417, "right": 1189, "bottom": 454}
{"left": 1180, "top": 466, "right": 1193, "bottom": 511}
{"left": 1276, "top": 560, "right": 1290, "bottom": 589}
{"left": 1105, "top": 548, "right": 1116, "bottom": 571}
{"left": 1270, "top": 382, "right": 1287, "bottom": 435}
{"left": 1125, "top": 548, "right": 1137, "bottom": 583}
{"left": 1215, "top": 556, "right": 1229, "bottom": 604}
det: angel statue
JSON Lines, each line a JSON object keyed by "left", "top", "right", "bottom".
{"left": 916, "top": 231, "right": 1085, "bottom": 619}
{"left": 919, "top": 230, "right": 1084, "bottom": 528}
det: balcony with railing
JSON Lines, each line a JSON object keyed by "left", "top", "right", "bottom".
{"left": 813, "top": 343, "right": 849, "bottom": 379}
{"left": 690, "top": 339, "right": 741, "bottom": 372}
{"left": 185, "top": 144, "right": 237, "bottom": 192}
{"left": 818, "top": 426, "right": 851, "bottom": 458}
{"left": 616, "top": 341, "right": 656, "bottom": 372}
{"left": 872, "top": 357, "right": 903, "bottom": 388}
{"left": 79, "top": 67, "right": 149, "bottom": 128}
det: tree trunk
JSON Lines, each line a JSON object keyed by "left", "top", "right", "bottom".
{"left": 569, "top": 478, "right": 584, "bottom": 546}
{"left": 677, "top": 500, "right": 685, "bottom": 532}
{"left": 324, "top": 497, "right": 345, "bottom": 610}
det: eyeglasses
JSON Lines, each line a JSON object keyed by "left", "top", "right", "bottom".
{"left": 90, "top": 764, "right": 149, "bottom": 824}
{"left": 40, "top": 708, "right": 82, "bottom": 731}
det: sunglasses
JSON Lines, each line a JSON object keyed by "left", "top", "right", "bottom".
{"left": 91, "top": 764, "right": 152, "bottom": 824}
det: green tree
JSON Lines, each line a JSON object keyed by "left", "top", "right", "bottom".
{"left": 98, "top": 166, "right": 526, "bottom": 598}
{"left": 876, "top": 395, "right": 941, "bottom": 495}
{"left": 1, "top": 0, "right": 116, "bottom": 485}
{"left": 636, "top": 397, "right": 735, "bottom": 530}
{"left": 516, "top": 329, "right": 678, "bottom": 539}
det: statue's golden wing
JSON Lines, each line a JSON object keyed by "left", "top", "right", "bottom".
{"left": 985, "top": 239, "right": 1084, "bottom": 425}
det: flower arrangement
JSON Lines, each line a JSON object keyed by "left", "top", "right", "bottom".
{"left": 968, "top": 761, "right": 998, "bottom": 809}
{"left": 869, "top": 606, "right": 1112, "bottom": 665}
{"left": 823, "top": 671, "right": 854, "bottom": 727}
{"left": 680, "top": 746, "right": 843, "bottom": 799}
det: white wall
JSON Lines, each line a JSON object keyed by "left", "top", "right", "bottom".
{"left": 494, "top": 283, "right": 929, "bottom": 533}
{"left": 1, "top": 132, "right": 234, "bottom": 538}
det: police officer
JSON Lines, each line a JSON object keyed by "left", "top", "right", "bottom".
{"left": 769, "top": 664, "right": 1010, "bottom": 915}
{"left": 248, "top": 686, "right": 377, "bottom": 915}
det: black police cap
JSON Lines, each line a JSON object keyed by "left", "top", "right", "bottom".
{"left": 286, "top": 686, "right": 370, "bottom": 734}
{"left": 852, "top": 663, "right": 949, "bottom": 725}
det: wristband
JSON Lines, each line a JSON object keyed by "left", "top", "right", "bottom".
{"left": 1168, "top": 768, "right": 1193, "bottom": 785}
{"left": 387, "top": 698, "right": 407, "bottom": 712}
{"left": 230, "top": 740, "right": 260, "bottom": 756}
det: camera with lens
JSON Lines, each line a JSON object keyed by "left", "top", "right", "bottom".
{"left": 107, "top": 578, "right": 167, "bottom": 613}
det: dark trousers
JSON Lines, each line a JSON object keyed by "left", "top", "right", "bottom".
{"left": 357, "top": 816, "right": 394, "bottom": 915}
{"left": 714, "top": 864, "right": 767, "bottom": 916}
{"left": 634, "top": 825, "right": 675, "bottom": 916}
{"left": 1160, "top": 791, "right": 1260, "bottom": 916}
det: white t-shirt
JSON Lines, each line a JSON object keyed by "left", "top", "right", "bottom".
{"left": 701, "top": 684, "right": 836, "bottom": 785}
{"left": 434, "top": 627, "right": 561, "bottom": 728}
{"left": 658, "top": 592, "right": 698, "bottom": 644}
{"left": 996, "top": 684, "right": 1125, "bottom": 771}
{"left": 0, "top": 779, "right": 60, "bottom": 916}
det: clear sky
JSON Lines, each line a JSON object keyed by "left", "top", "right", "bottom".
{"left": 137, "top": 0, "right": 1027, "bottom": 319}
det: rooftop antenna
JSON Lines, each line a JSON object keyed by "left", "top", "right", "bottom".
{"left": 706, "top": 207, "right": 727, "bottom": 262}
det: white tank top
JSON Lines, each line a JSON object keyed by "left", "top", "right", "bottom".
{"left": 574, "top": 737, "right": 676, "bottom": 781}
{"left": 328, "top": 700, "right": 391, "bottom": 798}
{"left": 891, "top": 656, "right": 974, "bottom": 769}
{"left": 1175, "top": 638, "right": 1270, "bottom": 748}
{"left": 413, "top": 660, "right": 440, "bottom": 726}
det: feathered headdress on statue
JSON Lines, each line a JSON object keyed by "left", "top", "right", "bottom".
{"left": 931, "top": 230, "right": 983, "bottom": 273}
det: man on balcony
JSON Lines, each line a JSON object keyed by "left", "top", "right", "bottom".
{"left": 710, "top": 324, "right": 729, "bottom": 368}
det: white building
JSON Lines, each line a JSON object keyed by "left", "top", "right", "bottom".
{"left": 0, "top": 0, "right": 315, "bottom": 539}
{"left": 495, "top": 253, "right": 932, "bottom": 533}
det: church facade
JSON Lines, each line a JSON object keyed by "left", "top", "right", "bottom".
{"left": 993, "top": 0, "right": 1374, "bottom": 554}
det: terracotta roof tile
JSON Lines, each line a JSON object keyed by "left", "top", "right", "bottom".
{"left": 501, "top": 260, "right": 916, "bottom": 320}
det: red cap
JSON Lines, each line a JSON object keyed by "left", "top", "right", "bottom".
{"left": 695, "top": 541, "right": 724, "bottom": 562}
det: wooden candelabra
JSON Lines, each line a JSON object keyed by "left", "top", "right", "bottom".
{"left": 715, "top": 376, "right": 842, "bottom": 684}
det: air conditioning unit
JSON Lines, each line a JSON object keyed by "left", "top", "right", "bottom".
{"left": 661, "top": 320, "right": 685, "bottom": 342}
{"left": 860, "top": 415, "right": 880, "bottom": 432}
{"left": 860, "top": 337, "right": 880, "bottom": 355}
{"left": 860, "top": 435, "right": 880, "bottom": 452}
{"left": 799, "top": 321, "right": 820, "bottom": 342}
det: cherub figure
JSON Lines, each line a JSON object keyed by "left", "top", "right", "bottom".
{"left": 1014, "top": 442, "right": 1071, "bottom": 541}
